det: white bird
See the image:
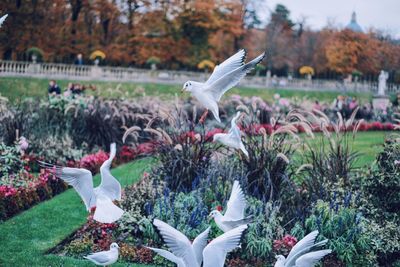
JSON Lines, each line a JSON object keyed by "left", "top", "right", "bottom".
{"left": 150, "top": 219, "right": 210, "bottom": 267}
{"left": 202, "top": 224, "right": 248, "bottom": 267}
{"left": 150, "top": 219, "right": 247, "bottom": 267}
{"left": 155, "top": 219, "right": 210, "bottom": 266}
{"left": 39, "top": 143, "right": 124, "bottom": 223}
{"left": 213, "top": 111, "right": 248, "bottom": 157}
{"left": 274, "top": 230, "right": 332, "bottom": 267}
{"left": 208, "top": 180, "right": 252, "bottom": 232}
{"left": 0, "top": 14, "right": 8, "bottom": 28}
{"left": 84, "top": 242, "right": 119, "bottom": 266}
{"left": 182, "top": 49, "right": 266, "bottom": 122}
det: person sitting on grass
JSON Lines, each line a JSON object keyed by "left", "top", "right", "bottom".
{"left": 48, "top": 80, "right": 61, "bottom": 96}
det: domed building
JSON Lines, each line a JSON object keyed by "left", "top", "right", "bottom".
{"left": 346, "top": 11, "right": 363, "bottom": 33}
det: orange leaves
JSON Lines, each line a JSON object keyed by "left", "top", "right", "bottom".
{"left": 325, "top": 30, "right": 381, "bottom": 74}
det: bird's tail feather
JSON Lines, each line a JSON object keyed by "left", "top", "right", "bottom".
{"left": 93, "top": 197, "right": 124, "bottom": 223}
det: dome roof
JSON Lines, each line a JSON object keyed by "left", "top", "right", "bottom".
{"left": 346, "top": 12, "right": 363, "bottom": 32}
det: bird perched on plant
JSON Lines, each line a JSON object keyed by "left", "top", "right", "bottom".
{"left": 274, "top": 230, "right": 332, "bottom": 267}
{"left": 213, "top": 111, "right": 248, "bottom": 157}
{"left": 148, "top": 219, "right": 211, "bottom": 267}
{"left": 182, "top": 49, "right": 266, "bottom": 123}
{"left": 0, "top": 14, "right": 8, "bottom": 28}
{"left": 149, "top": 219, "right": 247, "bottom": 267}
{"left": 39, "top": 143, "right": 124, "bottom": 223}
{"left": 84, "top": 242, "right": 119, "bottom": 266}
{"left": 208, "top": 180, "right": 252, "bottom": 232}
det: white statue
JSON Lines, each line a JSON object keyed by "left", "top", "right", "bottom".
{"left": 378, "top": 70, "right": 388, "bottom": 96}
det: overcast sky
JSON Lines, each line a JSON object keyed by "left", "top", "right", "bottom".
{"left": 262, "top": 0, "right": 399, "bottom": 37}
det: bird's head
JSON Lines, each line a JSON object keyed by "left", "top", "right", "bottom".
{"left": 208, "top": 206, "right": 223, "bottom": 221}
{"left": 212, "top": 133, "right": 224, "bottom": 142}
{"left": 275, "top": 255, "right": 285, "bottom": 262}
{"left": 110, "top": 243, "right": 120, "bottom": 250}
{"left": 182, "top": 81, "right": 194, "bottom": 93}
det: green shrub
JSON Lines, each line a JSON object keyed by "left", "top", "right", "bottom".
{"left": 305, "top": 200, "right": 377, "bottom": 266}
{"left": 362, "top": 138, "right": 400, "bottom": 214}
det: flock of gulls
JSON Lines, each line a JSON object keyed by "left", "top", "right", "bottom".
{"left": 2, "top": 13, "right": 332, "bottom": 266}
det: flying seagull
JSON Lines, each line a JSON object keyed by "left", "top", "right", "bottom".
{"left": 202, "top": 224, "right": 248, "bottom": 267}
{"left": 150, "top": 219, "right": 210, "bottom": 267}
{"left": 149, "top": 219, "right": 247, "bottom": 267}
{"left": 84, "top": 242, "right": 119, "bottom": 266}
{"left": 182, "top": 49, "right": 266, "bottom": 123}
{"left": 208, "top": 180, "right": 252, "bottom": 232}
{"left": 39, "top": 143, "right": 124, "bottom": 223}
{"left": 274, "top": 230, "right": 332, "bottom": 267}
{"left": 0, "top": 14, "right": 8, "bottom": 28}
{"left": 213, "top": 111, "right": 248, "bottom": 157}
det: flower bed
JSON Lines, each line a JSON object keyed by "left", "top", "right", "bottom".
{"left": 52, "top": 108, "right": 400, "bottom": 266}
{"left": 0, "top": 142, "right": 156, "bottom": 221}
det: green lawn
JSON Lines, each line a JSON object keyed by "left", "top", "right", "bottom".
{"left": 0, "top": 76, "right": 374, "bottom": 103}
{"left": 0, "top": 157, "right": 157, "bottom": 267}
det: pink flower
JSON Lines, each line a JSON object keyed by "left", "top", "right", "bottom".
{"left": 278, "top": 98, "right": 290, "bottom": 107}
{"left": 18, "top": 136, "right": 29, "bottom": 151}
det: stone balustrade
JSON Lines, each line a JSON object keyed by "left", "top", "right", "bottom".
{"left": 1, "top": 60, "right": 399, "bottom": 94}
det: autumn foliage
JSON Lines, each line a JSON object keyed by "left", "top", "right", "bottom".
{"left": 0, "top": 1, "right": 399, "bottom": 78}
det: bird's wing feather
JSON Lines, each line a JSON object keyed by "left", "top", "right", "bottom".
{"left": 203, "top": 225, "right": 247, "bottom": 267}
{"left": 285, "top": 240, "right": 328, "bottom": 267}
{"left": 192, "top": 227, "right": 211, "bottom": 265}
{"left": 97, "top": 143, "right": 121, "bottom": 201}
{"left": 295, "top": 249, "right": 332, "bottom": 267}
{"left": 228, "top": 112, "right": 242, "bottom": 140}
{"left": 222, "top": 216, "right": 253, "bottom": 229}
{"left": 0, "top": 14, "right": 8, "bottom": 27}
{"left": 205, "top": 52, "right": 265, "bottom": 101}
{"left": 85, "top": 251, "right": 111, "bottom": 264}
{"left": 147, "top": 247, "right": 186, "bottom": 267}
{"left": 153, "top": 219, "right": 195, "bottom": 265}
{"left": 205, "top": 49, "right": 246, "bottom": 85}
{"left": 223, "top": 180, "right": 246, "bottom": 221}
{"left": 43, "top": 164, "right": 95, "bottom": 211}
{"left": 286, "top": 231, "right": 319, "bottom": 263}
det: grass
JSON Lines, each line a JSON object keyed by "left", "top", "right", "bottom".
{"left": 0, "top": 157, "right": 157, "bottom": 267}
{"left": 0, "top": 76, "right": 374, "bottom": 103}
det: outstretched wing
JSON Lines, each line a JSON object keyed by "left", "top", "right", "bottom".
{"left": 192, "top": 227, "right": 211, "bottom": 265}
{"left": 147, "top": 247, "right": 186, "bottom": 267}
{"left": 0, "top": 14, "right": 8, "bottom": 27}
{"left": 153, "top": 219, "right": 196, "bottom": 266}
{"left": 39, "top": 162, "right": 95, "bottom": 211}
{"left": 205, "top": 49, "right": 246, "bottom": 85}
{"left": 228, "top": 112, "right": 242, "bottom": 140}
{"left": 286, "top": 231, "right": 319, "bottom": 264}
{"left": 97, "top": 143, "right": 121, "bottom": 201}
{"left": 223, "top": 180, "right": 247, "bottom": 221}
{"left": 202, "top": 225, "right": 247, "bottom": 267}
{"left": 205, "top": 52, "right": 265, "bottom": 101}
{"left": 295, "top": 250, "right": 332, "bottom": 267}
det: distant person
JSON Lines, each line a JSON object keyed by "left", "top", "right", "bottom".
{"left": 48, "top": 80, "right": 61, "bottom": 96}
{"left": 349, "top": 97, "right": 358, "bottom": 111}
{"left": 75, "top": 53, "right": 83, "bottom": 65}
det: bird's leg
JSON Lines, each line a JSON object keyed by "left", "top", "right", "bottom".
{"left": 199, "top": 109, "right": 209, "bottom": 124}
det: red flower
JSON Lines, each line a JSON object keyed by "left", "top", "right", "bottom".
{"left": 216, "top": 205, "right": 223, "bottom": 212}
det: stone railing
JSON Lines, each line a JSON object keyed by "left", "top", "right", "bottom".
{"left": 1, "top": 60, "right": 399, "bottom": 94}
